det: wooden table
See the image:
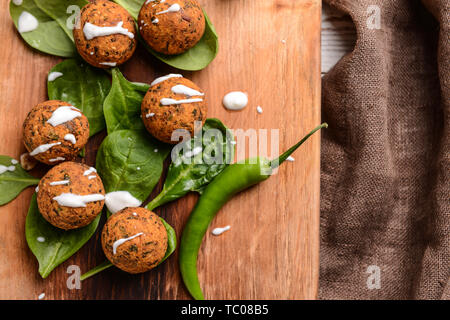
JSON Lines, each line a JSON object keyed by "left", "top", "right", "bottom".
{"left": 0, "top": 0, "right": 322, "bottom": 299}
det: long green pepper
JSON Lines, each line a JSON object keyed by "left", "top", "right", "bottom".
{"left": 179, "top": 123, "right": 328, "bottom": 300}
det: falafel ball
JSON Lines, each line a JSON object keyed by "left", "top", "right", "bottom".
{"left": 138, "top": 0, "right": 205, "bottom": 55}
{"left": 101, "top": 207, "right": 168, "bottom": 274}
{"left": 23, "top": 100, "right": 89, "bottom": 165}
{"left": 141, "top": 76, "right": 207, "bottom": 144}
{"left": 73, "top": 0, "right": 137, "bottom": 68}
{"left": 37, "top": 162, "right": 105, "bottom": 230}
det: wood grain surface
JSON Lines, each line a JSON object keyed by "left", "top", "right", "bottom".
{"left": 0, "top": 0, "right": 321, "bottom": 300}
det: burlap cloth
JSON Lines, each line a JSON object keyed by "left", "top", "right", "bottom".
{"left": 320, "top": 0, "right": 449, "bottom": 299}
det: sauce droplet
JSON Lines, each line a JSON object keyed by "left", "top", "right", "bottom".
{"left": 223, "top": 92, "right": 248, "bottom": 111}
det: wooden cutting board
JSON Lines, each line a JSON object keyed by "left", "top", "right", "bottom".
{"left": 0, "top": 0, "right": 321, "bottom": 300}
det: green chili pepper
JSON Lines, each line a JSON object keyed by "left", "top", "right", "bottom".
{"left": 179, "top": 123, "right": 328, "bottom": 300}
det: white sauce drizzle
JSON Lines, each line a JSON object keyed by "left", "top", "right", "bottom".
{"left": 37, "top": 236, "right": 45, "bottom": 243}
{"left": 145, "top": 112, "right": 155, "bottom": 118}
{"left": 83, "top": 21, "right": 134, "bottom": 40}
{"left": 48, "top": 72, "right": 63, "bottom": 82}
{"left": 184, "top": 146, "right": 202, "bottom": 158}
{"left": 47, "top": 106, "right": 81, "bottom": 127}
{"left": 13, "top": 0, "right": 23, "bottom": 5}
{"left": 104, "top": 191, "right": 142, "bottom": 214}
{"left": 0, "top": 165, "right": 16, "bottom": 174}
{"left": 160, "top": 98, "right": 203, "bottom": 106}
{"left": 29, "top": 142, "right": 61, "bottom": 156}
{"left": 99, "top": 62, "right": 117, "bottom": 67}
{"left": 18, "top": 11, "right": 38, "bottom": 33}
{"left": 113, "top": 232, "right": 144, "bottom": 255}
{"left": 151, "top": 74, "right": 182, "bottom": 86}
{"left": 152, "top": 18, "right": 159, "bottom": 24}
{"left": 49, "top": 157, "right": 65, "bottom": 162}
{"left": 88, "top": 175, "right": 96, "bottom": 180}
{"left": 156, "top": 3, "right": 181, "bottom": 15}
{"left": 50, "top": 180, "right": 70, "bottom": 186}
{"left": 64, "top": 134, "right": 76, "bottom": 145}
{"left": 171, "top": 85, "right": 204, "bottom": 97}
{"left": 223, "top": 92, "right": 248, "bottom": 111}
{"left": 212, "top": 226, "right": 231, "bottom": 236}
{"left": 53, "top": 193, "right": 105, "bottom": 208}
{"left": 83, "top": 167, "right": 97, "bottom": 176}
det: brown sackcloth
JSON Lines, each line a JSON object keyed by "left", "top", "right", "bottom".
{"left": 320, "top": 0, "right": 449, "bottom": 299}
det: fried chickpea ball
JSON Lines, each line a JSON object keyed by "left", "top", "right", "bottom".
{"left": 101, "top": 207, "right": 168, "bottom": 274}
{"left": 73, "top": 0, "right": 137, "bottom": 68}
{"left": 23, "top": 100, "right": 89, "bottom": 165}
{"left": 138, "top": 0, "right": 205, "bottom": 55}
{"left": 37, "top": 162, "right": 105, "bottom": 230}
{"left": 141, "top": 76, "right": 207, "bottom": 144}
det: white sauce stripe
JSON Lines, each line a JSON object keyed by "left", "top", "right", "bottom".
{"left": 47, "top": 106, "right": 82, "bottom": 127}
{"left": 48, "top": 72, "right": 63, "bottom": 82}
{"left": 113, "top": 233, "right": 144, "bottom": 255}
{"left": 146, "top": 112, "right": 155, "bottom": 118}
{"left": 156, "top": 3, "right": 181, "bottom": 15}
{"left": 18, "top": 11, "right": 38, "bottom": 33}
{"left": 83, "top": 21, "right": 134, "bottom": 40}
{"left": 105, "top": 191, "right": 142, "bottom": 214}
{"left": 212, "top": 226, "right": 231, "bottom": 236}
{"left": 151, "top": 74, "right": 183, "bottom": 86}
{"left": 0, "top": 165, "right": 16, "bottom": 174}
{"left": 29, "top": 142, "right": 61, "bottom": 156}
{"left": 64, "top": 134, "right": 76, "bottom": 145}
{"left": 49, "top": 157, "right": 65, "bottom": 162}
{"left": 171, "top": 85, "right": 204, "bottom": 97}
{"left": 53, "top": 193, "right": 105, "bottom": 208}
{"left": 99, "top": 62, "right": 117, "bottom": 67}
{"left": 88, "top": 175, "right": 96, "bottom": 180}
{"left": 160, "top": 98, "right": 203, "bottom": 106}
{"left": 50, "top": 180, "right": 70, "bottom": 186}
{"left": 83, "top": 167, "right": 97, "bottom": 176}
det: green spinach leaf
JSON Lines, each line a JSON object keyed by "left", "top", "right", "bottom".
{"left": 113, "top": 0, "right": 219, "bottom": 71}
{"left": 80, "top": 217, "right": 177, "bottom": 281}
{"left": 96, "top": 130, "right": 170, "bottom": 211}
{"left": 34, "top": 0, "right": 88, "bottom": 42}
{"left": 147, "top": 118, "right": 234, "bottom": 210}
{"left": 103, "top": 68, "right": 149, "bottom": 134}
{"left": 0, "top": 155, "right": 39, "bottom": 206}
{"left": 9, "top": 0, "right": 83, "bottom": 57}
{"left": 48, "top": 59, "right": 112, "bottom": 137}
{"left": 26, "top": 194, "right": 101, "bottom": 278}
